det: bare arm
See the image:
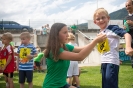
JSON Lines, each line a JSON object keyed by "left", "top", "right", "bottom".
{"left": 72, "top": 33, "right": 104, "bottom": 53}
{"left": 16, "top": 56, "right": 19, "bottom": 71}
{"left": 2, "top": 55, "right": 12, "bottom": 71}
{"left": 40, "top": 56, "right": 45, "bottom": 63}
{"left": 59, "top": 34, "right": 106, "bottom": 61}
{"left": 124, "top": 33, "right": 132, "bottom": 47}
{"left": 27, "top": 53, "right": 38, "bottom": 60}
{"left": 124, "top": 33, "right": 133, "bottom": 56}
{"left": 72, "top": 45, "right": 87, "bottom": 53}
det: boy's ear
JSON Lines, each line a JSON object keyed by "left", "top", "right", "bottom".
{"left": 107, "top": 16, "right": 110, "bottom": 23}
{"left": 108, "top": 16, "right": 110, "bottom": 20}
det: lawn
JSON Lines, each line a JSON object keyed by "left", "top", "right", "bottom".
{"left": 0, "top": 61, "right": 133, "bottom": 88}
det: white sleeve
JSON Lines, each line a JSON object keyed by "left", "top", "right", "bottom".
{"left": 0, "top": 41, "right": 3, "bottom": 47}
{"left": 6, "top": 45, "right": 12, "bottom": 54}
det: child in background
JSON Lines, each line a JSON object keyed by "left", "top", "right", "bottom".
{"left": 70, "top": 24, "right": 77, "bottom": 35}
{"left": 0, "top": 32, "right": 15, "bottom": 88}
{"left": 43, "top": 25, "right": 47, "bottom": 35}
{"left": 36, "top": 45, "right": 41, "bottom": 53}
{"left": 67, "top": 33, "right": 80, "bottom": 88}
{"left": 40, "top": 26, "right": 44, "bottom": 35}
{"left": 17, "top": 32, "right": 37, "bottom": 88}
{"left": 46, "top": 24, "right": 50, "bottom": 34}
{"left": 93, "top": 8, "right": 133, "bottom": 88}
{"left": 10, "top": 41, "right": 15, "bottom": 49}
{"left": 34, "top": 52, "right": 45, "bottom": 73}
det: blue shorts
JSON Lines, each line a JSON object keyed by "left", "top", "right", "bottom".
{"left": 19, "top": 70, "right": 33, "bottom": 83}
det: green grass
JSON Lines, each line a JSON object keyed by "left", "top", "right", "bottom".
{"left": 0, "top": 61, "right": 133, "bottom": 88}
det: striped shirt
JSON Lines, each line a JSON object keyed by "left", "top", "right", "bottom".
{"left": 17, "top": 43, "right": 37, "bottom": 70}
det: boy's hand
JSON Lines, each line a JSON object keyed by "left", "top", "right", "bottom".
{"left": 14, "top": 52, "right": 19, "bottom": 56}
{"left": 119, "top": 60, "right": 122, "bottom": 64}
{"left": 125, "top": 47, "right": 133, "bottom": 56}
{"left": 26, "top": 55, "right": 33, "bottom": 60}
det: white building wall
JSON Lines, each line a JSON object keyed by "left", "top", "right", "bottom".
{"left": 77, "top": 32, "right": 101, "bottom": 66}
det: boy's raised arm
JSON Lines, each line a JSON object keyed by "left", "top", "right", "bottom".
{"left": 124, "top": 33, "right": 133, "bottom": 56}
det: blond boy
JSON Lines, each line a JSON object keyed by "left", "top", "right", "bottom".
{"left": 93, "top": 8, "right": 133, "bottom": 88}
{"left": 17, "top": 32, "right": 37, "bottom": 88}
{"left": 67, "top": 33, "right": 80, "bottom": 88}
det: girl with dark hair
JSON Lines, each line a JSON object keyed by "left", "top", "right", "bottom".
{"left": 43, "top": 23, "right": 106, "bottom": 88}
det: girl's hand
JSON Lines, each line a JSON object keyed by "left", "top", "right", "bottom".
{"left": 96, "top": 33, "right": 107, "bottom": 43}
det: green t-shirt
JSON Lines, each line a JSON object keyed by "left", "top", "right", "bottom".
{"left": 71, "top": 25, "right": 77, "bottom": 31}
{"left": 43, "top": 44, "right": 74, "bottom": 88}
{"left": 34, "top": 52, "right": 44, "bottom": 62}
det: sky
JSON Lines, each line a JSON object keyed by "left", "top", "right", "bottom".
{"left": 0, "top": 0, "right": 126, "bottom": 29}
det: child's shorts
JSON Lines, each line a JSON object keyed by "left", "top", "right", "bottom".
{"left": 34, "top": 61, "right": 41, "bottom": 67}
{"left": 3, "top": 72, "right": 14, "bottom": 78}
{"left": 19, "top": 70, "right": 33, "bottom": 83}
{"left": 67, "top": 61, "right": 79, "bottom": 77}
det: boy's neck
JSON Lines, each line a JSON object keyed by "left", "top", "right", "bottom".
{"left": 100, "top": 25, "right": 108, "bottom": 32}
{"left": 23, "top": 42, "right": 31, "bottom": 46}
{"left": 4, "top": 44, "right": 10, "bottom": 47}
{"left": 100, "top": 28, "right": 106, "bottom": 32}
{"left": 2, "top": 44, "right": 10, "bottom": 49}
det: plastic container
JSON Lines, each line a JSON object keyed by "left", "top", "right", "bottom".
{"left": 124, "top": 20, "right": 129, "bottom": 32}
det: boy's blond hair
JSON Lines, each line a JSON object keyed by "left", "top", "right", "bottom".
{"left": 20, "top": 32, "right": 31, "bottom": 39}
{"left": 68, "top": 33, "right": 75, "bottom": 40}
{"left": 93, "top": 8, "right": 109, "bottom": 20}
{"left": 2, "top": 32, "right": 13, "bottom": 41}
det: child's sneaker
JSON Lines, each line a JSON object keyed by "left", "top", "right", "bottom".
{"left": 41, "top": 70, "right": 45, "bottom": 73}
{"left": 6, "top": 83, "right": 9, "bottom": 88}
